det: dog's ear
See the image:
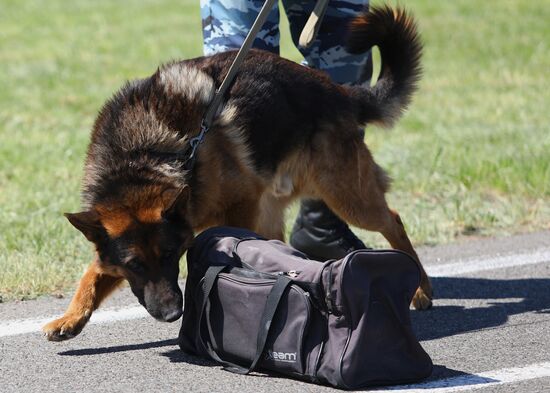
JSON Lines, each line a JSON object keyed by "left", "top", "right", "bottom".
{"left": 64, "top": 211, "right": 106, "bottom": 243}
{"left": 161, "top": 187, "right": 189, "bottom": 219}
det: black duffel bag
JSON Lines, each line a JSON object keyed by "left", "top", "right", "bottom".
{"left": 178, "top": 227, "right": 432, "bottom": 389}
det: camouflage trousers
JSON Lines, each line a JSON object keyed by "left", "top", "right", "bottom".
{"left": 200, "top": 0, "right": 371, "bottom": 84}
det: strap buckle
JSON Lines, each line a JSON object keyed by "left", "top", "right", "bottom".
{"left": 188, "top": 120, "right": 209, "bottom": 161}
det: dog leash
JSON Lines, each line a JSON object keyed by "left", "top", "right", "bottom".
{"left": 184, "top": 0, "right": 329, "bottom": 172}
{"left": 184, "top": 0, "right": 278, "bottom": 171}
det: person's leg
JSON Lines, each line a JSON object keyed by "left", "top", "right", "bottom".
{"left": 201, "top": 0, "right": 280, "bottom": 55}
{"left": 312, "top": 0, "right": 372, "bottom": 84}
{"left": 281, "top": 0, "right": 318, "bottom": 65}
{"left": 282, "top": 0, "right": 371, "bottom": 84}
{"left": 283, "top": 0, "right": 372, "bottom": 260}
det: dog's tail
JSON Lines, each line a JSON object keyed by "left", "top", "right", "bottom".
{"left": 346, "top": 5, "right": 422, "bottom": 127}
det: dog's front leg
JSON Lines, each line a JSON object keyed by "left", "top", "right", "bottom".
{"left": 43, "top": 259, "right": 123, "bottom": 341}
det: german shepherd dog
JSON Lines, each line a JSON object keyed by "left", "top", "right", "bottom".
{"left": 43, "top": 6, "right": 432, "bottom": 341}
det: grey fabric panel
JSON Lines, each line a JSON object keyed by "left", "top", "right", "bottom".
{"left": 340, "top": 252, "right": 431, "bottom": 387}
{"left": 207, "top": 273, "right": 313, "bottom": 374}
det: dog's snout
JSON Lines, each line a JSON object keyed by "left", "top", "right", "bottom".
{"left": 163, "top": 307, "right": 183, "bottom": 322}
{"left": 142, "top": 279, "right": 183, "bottom": 322}
{"left": 155, "top": 299, "right": 183, "bottom": 322}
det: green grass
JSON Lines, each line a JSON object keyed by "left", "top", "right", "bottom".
{"left": 1, "top": 0, "right": 548, "bottom": 301}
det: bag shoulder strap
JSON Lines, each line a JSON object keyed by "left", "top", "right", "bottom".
{"left": 198, "top": 265, "right": 292, "bottom": 374}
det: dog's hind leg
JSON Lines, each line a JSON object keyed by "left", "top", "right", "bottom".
{"left": 42, "top": 258, "right": 123, "bottom": 341}
{"left": 377, "top": 209, "right": 433, "bottom": 310}
{"left": 312, "top": 137, "right": 433, "bottom": 310}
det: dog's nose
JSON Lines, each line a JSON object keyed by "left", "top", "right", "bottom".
{"left": 163, "top": 308, "right": 183, "bottom": 322}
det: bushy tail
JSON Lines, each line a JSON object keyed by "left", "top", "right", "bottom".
{"left": 346, "top": 5, "right": 422, "bottom": 127}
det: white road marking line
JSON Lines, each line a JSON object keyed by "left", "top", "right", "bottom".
{"left": 1, "top": 247, "right": 549, "bottom": 338}
{"left": 374, "top": 361, "right": 550, "bottom": 392}
{"left": 426, "top": 248, "right": 550, "bottom": 277}
{"left": 0, "top": 306, "right": 147, "bottom": 338}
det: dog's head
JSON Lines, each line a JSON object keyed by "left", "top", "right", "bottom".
{"left": 66, "top": 186, "right": 193, "bottom": 322}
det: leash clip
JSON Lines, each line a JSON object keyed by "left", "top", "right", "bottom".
{"left": 188, "top": 120, "right": 210, "bottom": 160}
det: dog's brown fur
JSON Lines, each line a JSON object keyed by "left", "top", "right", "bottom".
{"left": 43, "top": 6, "right": 432, "bottom": 341}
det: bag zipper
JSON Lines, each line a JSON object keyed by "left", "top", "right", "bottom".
{"left": 218, "top": 272, "right": 274, "bottom": 285}
{"left": 284, "top": 270, "right": 300, "bottom": 278}
{"left": 224, "top": 266, "right": 302, "bottom": 281}
{"left": 232, "top": 238, "right": 303, "bottom": 279}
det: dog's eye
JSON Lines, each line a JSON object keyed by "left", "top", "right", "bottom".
{"left": 164, "top": 250, "right": 177, "bottom": 261}
{"left": 162, "top": 248, "right": 183, "bottom": 265}
{"left": 126, "top": 259, "right": 146, "bottom": 274}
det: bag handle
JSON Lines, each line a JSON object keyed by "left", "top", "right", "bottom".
{"left": 198, "top": 265, "right": 292, "bottom": 374}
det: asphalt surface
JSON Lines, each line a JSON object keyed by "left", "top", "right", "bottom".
{"left": 1, "top": 230, "right": 550, "bottom": 392}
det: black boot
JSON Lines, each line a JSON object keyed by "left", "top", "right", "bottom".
{"left": 289, "top": 199, "right": 369, "bottom": 260}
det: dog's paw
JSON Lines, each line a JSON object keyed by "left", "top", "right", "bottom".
{"left": 411, "top": 287, "right": 433, "bottom": 310}
{"left": 42, "top": 312, "right": 90, "bottom": 342}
